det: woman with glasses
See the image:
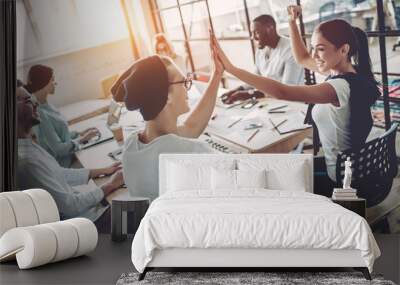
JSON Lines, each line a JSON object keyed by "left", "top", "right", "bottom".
{"left": 111, "top": 53, "right": 223, "bottom": 200}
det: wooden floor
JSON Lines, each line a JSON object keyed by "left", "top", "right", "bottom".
{"left": 0, "top": 234, "right": 398, "bottom": 285}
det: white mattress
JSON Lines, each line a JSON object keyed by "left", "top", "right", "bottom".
{"left": 131, "top": 190, "right": 380, "bottom": 273}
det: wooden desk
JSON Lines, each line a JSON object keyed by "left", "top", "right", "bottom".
{"left": 71, "top": 87, "right": 313, "bottom": 201}
{"left": 208, "top": 98, "right": 312, "bottom": 153}
{"left": 59, "top": 99, "right": 111, "bottom": 125}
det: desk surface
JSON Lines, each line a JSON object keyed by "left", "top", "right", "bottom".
{"left": 59, "top": 98, "right": 111, "bottom": 125}
{"left": 71, "top": 84, "right": 312, "bottom": 201}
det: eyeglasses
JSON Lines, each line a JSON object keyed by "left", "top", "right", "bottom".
{"left": 169, "top": 73, "right": 193, "bottom": 91}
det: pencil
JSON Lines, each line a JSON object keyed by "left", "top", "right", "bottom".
{"left": 269, "top": 118, "right": 287, "bottom": 131}
{"left": 228, "top": 117, "right": 242, "bottom": 128}
{"left": 247, "top": 129, "right": 260, "bottom": 142}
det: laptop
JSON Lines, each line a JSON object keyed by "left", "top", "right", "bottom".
{"left": 80, "top": 100, "right": 122, "bottom": 150}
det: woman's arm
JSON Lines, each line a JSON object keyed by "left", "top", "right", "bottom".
{"left": 287, "top": 5, "right": 319, "bottom": 72}
{"left": 228, "top": 66, "right": 338, "bottom": 105}
{"left": 210, "top": 33, "right": 338, "bottom": 105}
{"left": 177, "top": 43, "right": 224, "bottom": 138}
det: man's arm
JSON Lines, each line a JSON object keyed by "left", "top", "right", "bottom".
{"left": 23, "top": 161, "right": 104, "bottom": 219}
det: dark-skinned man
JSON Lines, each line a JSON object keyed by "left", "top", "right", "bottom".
{"left": 222, "top": 14, "right": 304, "bottom": 104}
{"left": 16, "top": 85, "right": 124, "bottom": 233}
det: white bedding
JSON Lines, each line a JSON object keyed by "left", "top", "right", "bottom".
{"left": 131, "top": 190, "right": 380, "bottom": 273}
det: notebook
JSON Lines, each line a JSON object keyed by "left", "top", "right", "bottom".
{"left": 80, "top": 100, "right": 122, "bottom": 149}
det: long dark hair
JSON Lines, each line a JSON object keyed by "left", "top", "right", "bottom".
{"left": 315, "top": 19, "right": 375, "bottom": 82}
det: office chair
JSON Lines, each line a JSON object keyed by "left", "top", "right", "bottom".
{"left": 392, "top": 0, "right": 400, "bottom": 51}
{"left": 336, "top": 122, "right": 399, "bottom": 207}
{"left": 319, "top": 2, "right": 336, "bottom": 23}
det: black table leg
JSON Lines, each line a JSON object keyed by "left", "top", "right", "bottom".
{"left": 111, "top": 202, "right": 124, "bottom": 241}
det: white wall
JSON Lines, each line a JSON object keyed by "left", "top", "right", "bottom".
{"left": 16, "top": 0, "right": 136, "bottom": 107}
{"left": 17, "top": 39, "right": 134, "bottom": 107}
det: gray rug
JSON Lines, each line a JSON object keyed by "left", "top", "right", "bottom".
{"left": 116, "top": 271, "right": 396, "bottom": 285}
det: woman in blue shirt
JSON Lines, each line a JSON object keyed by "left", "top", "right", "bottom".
{"left": 25, "top": 65, "right": 99, "bottom": 167}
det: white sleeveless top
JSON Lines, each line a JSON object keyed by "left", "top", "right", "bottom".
{"left": 122, "top": 133, "right": 214, "bottom": 200}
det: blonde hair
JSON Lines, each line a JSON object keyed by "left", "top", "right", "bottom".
{"left": 153, "top": 33, "right": 177, "bottom": 59}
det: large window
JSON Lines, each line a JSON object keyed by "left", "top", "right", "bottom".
{"left": 152, "top": 0, "right": 400, "bottom": 127}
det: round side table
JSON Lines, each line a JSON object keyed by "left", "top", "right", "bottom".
{"left": 111, "top": 192, "right": 149, "bottom": 242}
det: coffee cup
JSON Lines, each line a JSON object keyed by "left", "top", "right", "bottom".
{"left": 110, "top": 124, "right": 123, "bottom": 142}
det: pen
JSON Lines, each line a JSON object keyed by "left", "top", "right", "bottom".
{"left": 228, "top": 117, "right": 242, "bottom": 128}
{"left": 227, "top": 98, "right": 252, "bottom": 109}
{"left": 269, "top": 104, "right": 288, "bottom": 111}
{"left": 247, "top": 129, "right": 260, "bottom": 142}
{"left": 269, "top": 118, "right": 288, "bottom": 130}
{"left": 268, "top": 110, "right": 286, "bottom": 114}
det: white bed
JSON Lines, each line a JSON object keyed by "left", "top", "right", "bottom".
{"left": 131, "top": 154, "right": 380, "bottom": 280}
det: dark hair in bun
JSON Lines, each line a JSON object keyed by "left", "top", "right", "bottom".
{"left": 25, "top": 65, "right": 53, "bottom": 93}
{"left": 111, "top": 55, "right": 170, "bottom": 121}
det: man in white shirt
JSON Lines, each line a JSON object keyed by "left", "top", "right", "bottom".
{"left": 16, "top": 86, "right": 124, "bottom": 232}
{"left": 222, "top": 14, "right": 304, "bottom": 104}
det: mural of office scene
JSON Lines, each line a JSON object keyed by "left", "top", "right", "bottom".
{"left": 14, "top": 0, "right": 400, "bottom": 233}
{"left": 1, "top": 0, "right": 400, "bottom": 284}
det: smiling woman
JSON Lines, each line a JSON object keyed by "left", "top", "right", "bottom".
{"left": 210, "top": 4, "right": 380, "bottom": 196}
{"left": 110, "top": 54, "right": 223, "bottom": 200}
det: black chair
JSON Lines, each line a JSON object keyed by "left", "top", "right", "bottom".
{"left": 336, "top": 123, "right": 399, "bottom": 207}
{"left": 392, "top": 1, "right": 400, "bottom": 51}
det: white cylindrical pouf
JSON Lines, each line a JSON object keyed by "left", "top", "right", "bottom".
{"left": 24, "top": 189, "right": 59, "bottom": 224}
{"left": 42, "top": 221, "right": 79, "bottom": 262}
{"left": 1, "top": 192, "right": 39, "bottom": 227}
{"left": 66, "top": 218, "right": 98, "bottom": 257}
{"left": 0, "top": 196, "right": 17, "bottom": 237}
{"left": 0, "top": 226, "right": 57, "bottom": 269}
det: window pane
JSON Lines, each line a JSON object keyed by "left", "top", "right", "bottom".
{"left": 189, "top": 39, "right": 254, "bottom": 74}
{"left": 180, "top": 1, "right": 209, "bottom": 39}
{"left": 156, "top": 0, "right": 177, "bottom": 10}
{"left": 299, "top": 0, "right": 376, "bottom": 34}
{"left": 208, "top": 0, "right": 247, "bottom": 38}
{"left": 160, "top": 9, "right": 185, "bottom": 40}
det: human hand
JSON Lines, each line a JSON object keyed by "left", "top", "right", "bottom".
{"left": 209, "top": 30, "right": 224, "bottom": 76}
{"left": 209, "top": 30, "right": 234, "bottom": 73}
{"left": 102, "top": 162, "right": 122, "bottom": 176}
{"left": 79, "top": 129, "right": 100, "bottom": 144}
{"left": 223, "top": 91, "right": 253, "bottom": 104}
{"left": 79, "top": 127, "right": 98, "bottom": 136}
{"left": 287, "top": 5, "right": 302, "bottom": 22}
{"left": 101, "top": 170, "right": 125, "bottom": 196}
{"left": 89, "top": 162, "right": 122, "bottom": 179}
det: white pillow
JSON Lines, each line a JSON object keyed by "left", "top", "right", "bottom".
{"left": 236, "top": 169, "right": 267, "bottom": 189}
{"left": 211, "top": 168, "right": 236, "bottom": 190}
{"left": 238, "top": 158, "right": 308, "bottom": 192}
{"left": 165, "top": 158, "right": 236, "bottom": 193}
{"left": 211, "top": 169, "right": 267, "bottom": 191}
{"left": 265, "top": 162, "right": 307, "bottom": 191}
{"left": 167, "top": 162, "right": 211, "bottom": 191}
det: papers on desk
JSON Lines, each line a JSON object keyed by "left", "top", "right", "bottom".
{"left": 207, "top": 105, "right": 311, "bottom": 151}
{"left": 269, "top": 112, "right": 312, "bottom": 134}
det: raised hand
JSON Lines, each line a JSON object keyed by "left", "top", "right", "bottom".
{"left": 209, "top": 30, "right": 224, "bottom": 76}
{"left": 209, "top": 29, "right": 234, "bottom": 73}
{"left": 287, "top": 5, "right": 302, "bottom": 22}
